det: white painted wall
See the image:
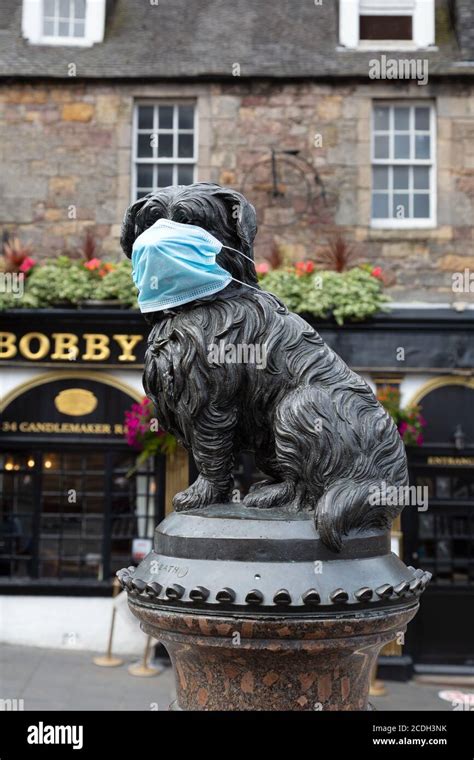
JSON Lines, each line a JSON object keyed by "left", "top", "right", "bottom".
{"left": 0, "top": 592, "right": 147, "bottom": 655}
{"left": 0, "top": 367, "right": 144, "bottom": 406}
{"left": 400, "top": 374, "right": 432, "bottom": 407}
{"left": 365, "top": 373, "right": 431, "bottom": 407}
{"left": 0, "top": 367, "right": 41, "bottom": 403}
{"left": 113, "top": 369, "right": 144, "bottom": 398}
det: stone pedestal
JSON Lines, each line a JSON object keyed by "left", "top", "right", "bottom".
{"left": 118, "top": 505, "right": 430, "bottom": 711}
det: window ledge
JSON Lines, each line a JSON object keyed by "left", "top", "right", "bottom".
{"left": 366, "top": 227, "right": 446, "bottom": 243}
{"left": 371, "top": 220, "right": 436, "bottom": 230}
{"left": 356, "top": 41, "right": 437, "bottom": 52}
{"left": 32, "top": 36, "right": 94, "bottom": 47}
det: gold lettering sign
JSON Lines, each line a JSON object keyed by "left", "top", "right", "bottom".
{"left": 18, "top": 332, "right": 50, "bottom": 361}
{"left": 82, "top": 334, "right": 111, "bottom": 361}
{"left": 0, "top": 332, "right": 144, "bottom": 363}
{"left": 12, "top": 421, "right": 112, "bottom": 434}
{"left": 54, "top": 389, "right": 98, "bottom": 416}
{"left": 427, "top": 456, "right": 474, "bottom": 466}
{"left": 51, "top": 333, "right": 79, "bottom": 360}
{"left": 113, "top": 334, "right": 143, "bottom": 362}
{"left": 0, "top": 332, "right": 17, "bottom": 359}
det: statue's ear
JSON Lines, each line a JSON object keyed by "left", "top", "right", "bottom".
{"left": 211, "top": 186, "right": 257, "bottom": 255}
{"left": 120, "top": 196, "right": 150, "bottom": 258}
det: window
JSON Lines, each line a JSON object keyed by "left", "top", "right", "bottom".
{"left": 133, "top": 103, "right": 197, "bottom": 200}
{"left": 0, "top": 449, "right": 161, "bottom": 585}
{"left": 22, "top": 0, "right": 106, "bottom": 46}
{"left": 371, "top": 103, "right": 436, "bottom": 227}
{"left": 412, "top": 466, "right": 474, "bottom": 586}
{"left": 43, "top": 0, "right": 86, "bottom": 39}
{"left": 360, "top": 15, "right": 412, "bottom": 41}
{"left": 339, "top": 0, "right": 435, "bottom": 49}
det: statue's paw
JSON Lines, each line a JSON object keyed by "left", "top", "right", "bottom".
{"left": 243, "top": 481, "right": 294, "bottom": 510}
{"left": 248, "top": 478, "right": 278, "bottom": 494}
{"left": 173, "top": 475, "right": 230, "bottom": 511}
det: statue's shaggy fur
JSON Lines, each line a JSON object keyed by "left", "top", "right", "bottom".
{"left": 121, "top": 183, "right": 407, "bottom": 551}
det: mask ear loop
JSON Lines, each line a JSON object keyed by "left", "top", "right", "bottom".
{"left": 221, "top": 244, "right": 254, "bottom": 264}
{"left": 221, "top": 245, "right": 261, "bottom": 292}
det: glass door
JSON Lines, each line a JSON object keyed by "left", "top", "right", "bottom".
{"left": 404, "top": 461, "right": 474, "bottom": 666}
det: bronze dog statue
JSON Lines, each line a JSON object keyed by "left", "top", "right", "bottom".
{"left": 121, "top": 182, "right": 407, "bottom": 551}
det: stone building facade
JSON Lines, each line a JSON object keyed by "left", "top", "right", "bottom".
{"left": 1, "top": 0, "right": 474, "bottom": 670}
{"left": 1, "top": 0, "right": 474, "bottom": 302}
{"left": 2, "top": 77, "right": 473, "bottom": 301}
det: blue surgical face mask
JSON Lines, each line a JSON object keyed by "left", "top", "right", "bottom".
{"left": 131, "top": 218, "right": 257, "bottom": 313}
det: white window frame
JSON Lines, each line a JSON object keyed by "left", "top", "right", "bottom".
{"left": 22, "top": 0, "right": 106, "bottom": 47}
{"left": 339, "top": 0, "right": 435, "bottom": 50}
{"left": 370, "top": 101, "right": 437, "bottom": 229}
{"left": 132, "top": 101, "right": 198, "bottom": 202}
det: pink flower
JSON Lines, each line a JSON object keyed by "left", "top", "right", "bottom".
{"left": 398, "top": 421, "right": 408, "bottom": 435}
{"left": 19, "top": 257, "right": 36, "bottom": 274}
{"left": 124, "top": 397, "right": 161, "bottom": 451}
{"left": 416, "top": 434, "right": 424, "bottom": 445}
{"left": 371, "top": 266, "right": 383, "bottom": 279}
{"left": 256, "top": 262, "right": 270, "bottom": 275}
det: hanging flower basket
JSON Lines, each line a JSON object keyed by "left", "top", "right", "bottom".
{"left": 377, "top": 386, "right": 426, "bottom": 447}
{"left": 124, "top": 397, "right": 177, "bottom": 475}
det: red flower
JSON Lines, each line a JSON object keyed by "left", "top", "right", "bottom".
{"left": 18, "top": 257, "right": 36, "bottom": 274}
{"left": 371, "top": 266, "right": 383, "bottom": 279}
{"left": 84, "top": 258, "right": 102, "bottom": 271}
{"left": 295, "top": 261, "right": 315, "bottom": 276}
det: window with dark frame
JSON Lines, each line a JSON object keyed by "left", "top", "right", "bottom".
{"left": 0, "top": 449, "right": 161, "bottom": 584}
{"left": 413, "top": 467, "right": 474, "bottom": 586}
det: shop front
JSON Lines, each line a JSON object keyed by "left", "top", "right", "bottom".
{"left": 403, "top": 378, "right": 474, "bottom": 672}
{"left": 1, "top": 306, "right": 473, "bottom": 668}
{"left": 0, "top": 372, "right": 165, "bottom": 593}
{"left": 316, "top": 311, "right": 474, "bottom": 675}
{"left": 0, "top": 309, "right": 190, "bottom": 652}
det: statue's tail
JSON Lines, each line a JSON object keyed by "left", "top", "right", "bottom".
{"left": 274, "top": 382, "right": 409, "bottom": 552}
{"left": 315, "top": 478, "right": 402, "bottom": 553}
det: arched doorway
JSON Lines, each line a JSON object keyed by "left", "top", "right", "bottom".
{"left": 0, "top": 372, "right": 165, "bottom": 592}
{"left": 403, "top": 378, "right": 474, "bottom": 670}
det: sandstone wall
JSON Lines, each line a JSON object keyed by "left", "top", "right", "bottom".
{"left": 1, "top": 79, "right": 473, "bottom": 301}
